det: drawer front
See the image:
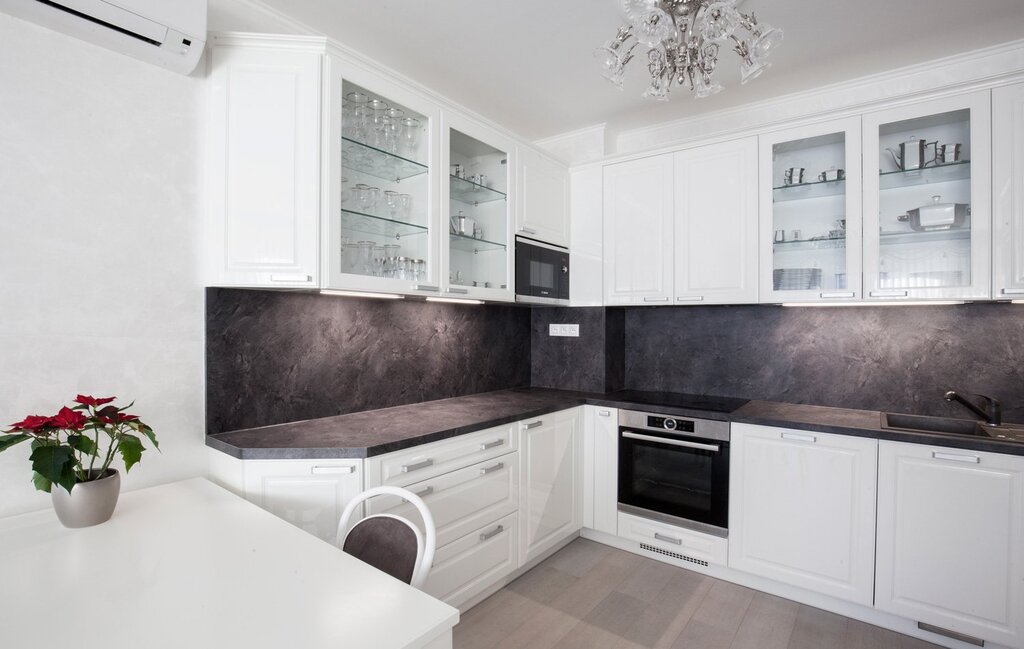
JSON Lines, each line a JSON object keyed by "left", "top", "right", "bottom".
{"left": 618, "top": 512, "right": 728, "bottom": 567}
{"left": 425, "top": 512, "right": 518, "bottom": 608}
{"left": 367, "top": 453, "right": 519, "bottom": 548}
{"left": 368, "top": 424, "right": 516, "bottom": 488}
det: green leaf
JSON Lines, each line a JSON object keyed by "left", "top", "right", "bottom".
{"left": 29, "top": 445, "right": 77, "bottom": 493}
{"left": 67, "top": 434, "right": 98, "bottom": 456}
{"left": 32, "top": 471, "right": 53, "bottom": 493}
{"left": 132, "top": 423, "right": 159, "bottom": 451}
{"left": 117, "top": 434, "right": 144, "bottom": 472}
{"left": 0, "top": 434, "right": 31, "bottom": 453}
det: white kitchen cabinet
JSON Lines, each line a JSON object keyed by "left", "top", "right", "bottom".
{"left": 602, "top": 154, "right": 675, "bottom": 305}
{"left": 519, "top": 408, "right": 583, "bottom": 565}
{"left": 862, "top": 91, "right": 992, "bottom": 301}
{"left": 875, "top": 441, "right": 1024, "bottom": 647}
{"left": 728, "top": 424, "right": 877, "bottom": 606}
{"left": 517, "top": 146, "right": 570, "bottom": 247}
{"left": 758, "top": 117, "right": 863, "bottom": 303}
{"left": 582, "top": 405, "right": 618, "bottom": 536}
{"left": 569, "top": 166, "right": 604, "bottom": 306}
{"left": 674, "top": 137, "right": 759, "bottom": 304}
{"left": 206, "top": 38, "right": 323, "bottom": 288}
{"left": 425, "top": 512, "right": 518, "bottom": 609}
{"left": 993, "top": 82, "right": 1024, "bottom": 298}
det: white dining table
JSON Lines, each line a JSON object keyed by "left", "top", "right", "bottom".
{"left": 0, "top": 478, "right": 459, "bottom": 649}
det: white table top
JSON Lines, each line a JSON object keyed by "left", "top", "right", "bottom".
{"left": 0, "top": 478, "right": 459, "bottom": 649}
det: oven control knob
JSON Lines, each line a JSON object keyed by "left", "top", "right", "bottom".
{"left": 663, "top": 419, "right": 677, "bottom": 431}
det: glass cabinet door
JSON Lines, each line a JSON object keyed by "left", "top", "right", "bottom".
{"left": 442, "top": 116, "right": 513, "bottom": 301}
{"left": 759, "top": 118, "right": 862, "bottom": 303}
{"left": 863, "top": 92, "right": 991, "bottom": 300}
{"left": 324, "top": 63, "right": 441, "bottom": 294}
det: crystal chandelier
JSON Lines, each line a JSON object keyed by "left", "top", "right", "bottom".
{"left": 595, "top": 0, "right": 783, "bottom": 100}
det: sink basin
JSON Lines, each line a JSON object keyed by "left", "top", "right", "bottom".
{"left": 880, "top": 412, "right": 986, "bottom": 437}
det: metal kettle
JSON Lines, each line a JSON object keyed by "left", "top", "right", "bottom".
{"left": 885, "top": 137, "right": 936, "bottom": 171}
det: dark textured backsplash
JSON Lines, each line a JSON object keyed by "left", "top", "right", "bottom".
{"left": 531, "top": 307, "right": 625, "bottom": 393}
{"left": 624, "top": 303, "right": 1024, "bottom": 422}
{"left": 206, "top": 289, "right": 530, "bottom": 434}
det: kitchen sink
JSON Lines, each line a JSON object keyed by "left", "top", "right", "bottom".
{"left": 881, "top": 412, "right": 1024, "bottom": 443}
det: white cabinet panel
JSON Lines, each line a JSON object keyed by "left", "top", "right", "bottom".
{"left": 602, "top": 154, "right": 674, "bottom": 304}
{"left": 366, "top": 424, "right": 516, "bottom": 488}
{"left": 425, "top": 512, "right": 518, "bottom": 608}
{"left": 207, "top": 42, "right": 321, "bottom": 288}
{"left": 520, "top": 409, "right": 582, "bottom": 564}
{"left": 618, "top": 512, "right": 728, "bottom": 567}
{"left": 518, "top": 146, "right": 569, "bottom": 247}
{"left": 729, "top": 424, "right": 877, "bottom": 605}
{"left": 569, "top": 166, "right": 604, "bottom": 306}
{"left": 674, "top": 138, "right": 759, "bottom": 304}
{"left": 875, "top": 441, "right": 1024, "bottom": 647}
{"left": 582, "top": 406, "right": 618, "bottom": 535}
{"left": 994, "top": 82, "right": 1024, "bottom": 298}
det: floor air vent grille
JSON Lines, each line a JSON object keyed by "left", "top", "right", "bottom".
{"left": 640, "top": 543, "right": 709, "bottom": 567}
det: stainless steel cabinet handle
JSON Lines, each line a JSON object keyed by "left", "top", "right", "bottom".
{"left": 518, "top": 226, "right": 537, "bottom": 234}
{"left": 781, "top": 432, "right": 817, "bottom": 443}
{"left": 310, "top": 465, "right": 355, "bottom": 475}
{"left": 524, "top": 420, "right": 543, "bottom": 430}
{"left": 413, "top": 285, "right": 439, "bottom": 292}
{"left": 479, "top": 524, "right": 505, "bottom": 542}
{"left": 412, "top": 486, "right": 434, "bottom": 498}
{"left": 869, "top": 290, "right": 908, "bottom": 298}
{"left": 480, "top": 439, "right": 505, "bottom": 450}
{"left": 447, "top": 287, "right": 469, "bottom": 294}
{"left": 820, "top": 291, "right": 855, "bottom": 299}
{"left": 401, "top": 459, "right": 434, "bottom": 473}
{"left": 270, "top": 274, "right": 312, "bottom": 283}
{"left": 1001, "top": 288, "right": 1024, "bottom": 295}
{"left": 622, "top": 431, "right": 719, "bottom": 453}
{"left": 676, "top": 296, "right": 703, "bottom": 302}
{"left": 643, "top": 296, "right": 669, "bottom": 303}
{"left": 654, "top": 532, "right": 682, "bottom": 546}
{"left": 932, "top": 451, "right": 980, "bottom": 464}
{"left": 480, "top": 462, "right": 505, "bottom": 475}
{"left": 598, "top": 410, "right": 611, "bottom": 417}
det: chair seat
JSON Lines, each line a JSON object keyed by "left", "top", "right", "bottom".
{"left": 343, "top": 516, "right": 420, "bottom": 584}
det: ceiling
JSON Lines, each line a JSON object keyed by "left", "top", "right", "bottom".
{"left": 254, "top": 0, "right": 1024, "bottom": 142}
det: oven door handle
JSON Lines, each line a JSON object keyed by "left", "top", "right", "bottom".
{"left": 621, "top": 431, "right": 720, "bottom": 453}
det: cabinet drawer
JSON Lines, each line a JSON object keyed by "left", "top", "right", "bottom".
{"left": 618, "top": 512, "right": 727, "bottom": 567}
{"left": 368, "top": 424, "right": 516, "bottom": 488}
{"left": 367, "top": 453, "right": 519, "bottom": 548}
{"left": 425, "top": 512, "right": 518, "bottom": 608}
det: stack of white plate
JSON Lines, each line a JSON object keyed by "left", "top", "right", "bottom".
{"left": 773, "top": 268, "right": 822, "bottom": 291}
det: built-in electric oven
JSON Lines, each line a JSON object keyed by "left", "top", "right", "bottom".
{"left": 617, "top": 409, "right": 730, "bottom": 538}
{"left": 514, "top": 236, "right": 569, "bottom": 305}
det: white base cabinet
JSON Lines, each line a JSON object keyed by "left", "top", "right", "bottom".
{"left": 875, "top": 441, "right": 1024, "bottom": 648}
{"left": 425, "top": 512, "right": 518, "bottom": 608}
{"left": 728, "top": 424, "right": 878, "bottom": 606}
{"left": 582, "top": 405, "right": 618, "bottom": 536}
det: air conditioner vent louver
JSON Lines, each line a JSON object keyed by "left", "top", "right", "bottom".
{"left": 36, "top": 0, "right": 160, "bottom": 44}
{"left": 640, "top": 543, "right": 709, "bottom": 567}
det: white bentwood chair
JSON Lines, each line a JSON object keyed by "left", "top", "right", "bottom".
{"left": 335, "top": 485, "right": 437, "bottom": 589}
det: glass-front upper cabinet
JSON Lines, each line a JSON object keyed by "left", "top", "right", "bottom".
{"left": 758, "top": 117, "right": 863, "bottom": 303}
{"left": 323, "top": 59, "right": 442, "bottom": 295}
{"left": 442, "top": 114, "right": 514, "bottom": 302}
{"left": 862, "top": 91, "right": 991, "bottom": 300}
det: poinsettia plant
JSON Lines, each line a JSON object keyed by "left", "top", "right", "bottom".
{"left": 0, "top": 395, "right": 158, "bottom": 493}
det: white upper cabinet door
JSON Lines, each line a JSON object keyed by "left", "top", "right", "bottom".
{"left": 993, "top": 82, "right": 1024, "bottom": 298}
{"left": 862, "top": 91, "right": 992, "bottom": 301}
{"left": 875, "top": 441, "right": 1024, "bottom": 648}
{"left": 517, "top": 146, "right": 570, "bottom": 247}
{"left": 207, "top": 41, "right": 323, "bottom": 288}
{"left": 758, "top": 117, "right": 863, "bottom": 303}
{"left": 674, "top": 137, "right": 759, "bottom": 304}
{"left": 569, "top": 167, "right": 604, "bottom": 306}
{"left": 728, "top": 424, "right": 878, "bottom": 606}
{"left": 603, "top": 154, "right": 674, "bottom": 305}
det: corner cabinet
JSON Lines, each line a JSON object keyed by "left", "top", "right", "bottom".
{"left": 517, "top": 146, "right": 569, "bottom": 248}
{"left": 875, "top": 441, "right": 1024, "bottom": 648}
{"left": 205, "top": 37, "right": 323, "bottom": 288}
{"left": 581, "top": 405, "right": 618, "bottom": 536}
{"left": 993, "top": 82, "right": 1024, "bottom": 298}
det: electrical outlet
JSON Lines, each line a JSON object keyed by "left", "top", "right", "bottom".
{"left": 549, "top": 324, "right": 580, "bottom": 337}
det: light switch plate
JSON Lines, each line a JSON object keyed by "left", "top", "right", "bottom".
{"left": 549, "top": 324, "right": 580, "bottom": 337}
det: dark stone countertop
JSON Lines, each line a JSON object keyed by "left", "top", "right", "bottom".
{"left": 207, "top": 388, "right": 1024, "bottom": 460}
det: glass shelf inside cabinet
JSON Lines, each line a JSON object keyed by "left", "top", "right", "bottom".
{"left": 341, "top": 209, "right": 428, "bottom": 239}
{"left": 878, "top": 160, "right": 970, "bottom": 190}
{"left": 878, "top": 228, "right": 971, "bottom": 246}
{"left": 773, "top": 236, "right": 847, "bottom": 251}
{"left": 341, "top": 137, "right": 428, "bottom": 182}
{"left": 772, "top": 178, "right": 846, "bottom": 202}
{"left": 448, "top": 232, "right": 506, "bottom": 253}
{"left": 449, "top": 176, "right": 507, "bottom": 205}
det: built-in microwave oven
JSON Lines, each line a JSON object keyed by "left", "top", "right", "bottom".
{"left": 514, "top": 236, "right": 570, "bottom": 305}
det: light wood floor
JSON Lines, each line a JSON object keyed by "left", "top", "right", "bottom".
{"left": 453, "top": 538, "right": 943, "bottom": 649}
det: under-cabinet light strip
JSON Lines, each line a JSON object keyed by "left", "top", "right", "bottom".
{"left": 425, "top": 297, "right": 484, "bottom": 305}
{"left": 319, "top": 290, "right": 404, "bottom": 300}
{"left": 781, "top": 300, "right": 964, "bottom": 307}
{"left": 1013, "top": 300, "right": 1024, "bottom": 305}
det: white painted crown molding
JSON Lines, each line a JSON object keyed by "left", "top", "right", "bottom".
{"left": 534, "top": 123, "right": 607, "bottom": 165}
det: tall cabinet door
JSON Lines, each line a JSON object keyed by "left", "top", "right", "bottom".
{"left": 674, "top": 137, "right": 759, "bottom": 304}
{"left": 758, "top": 117, "right": 863, "bottom": 303}
{"left": 863, "top": 91, "right": 991, "bottom": 301}
{"left": 993, "top": 82, "right": 1024, "bottom": 298}
{"left": 207, "top": 42, "right": 322, "bottom": 288}
{"left": 603, "top": 154, "right": 674, "bottom": 305}
{"left": 517, "top": 146, "right": 569, "bottom": 248}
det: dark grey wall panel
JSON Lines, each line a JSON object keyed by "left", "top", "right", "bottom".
{"left": 206, "top": 289, "right": 530, "bottom": 434}
{"left": 531, "top": 307, "right": 625, "bottom": 393}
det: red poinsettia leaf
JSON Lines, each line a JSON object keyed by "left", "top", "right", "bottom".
{"left": 7, "top": 415, "right": 53, "bottom": 432}
{"left": 50, "top": 406, "right": 88, "bottom": 431}
{"left": 74, "top": 395, "right": 116, "bottom": 407}
{"left": 97, "top": 405, "right": 119, "bottom": 418}
{"left": 118, "top": 413, "right": 139, "bottom": 422}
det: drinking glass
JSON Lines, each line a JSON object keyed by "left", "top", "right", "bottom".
{"left": 372, "top": 246, "right": 386, "bottom": 276}
{"left": 384, "top": 108, "right": 404, "bottom": 153}
{"left": 344, "top": 91, "right": 370, "bottom": 141}
{"left": 383, "top": 190, "right": 400, "bottom": 218}
{"left": 357, "top": 241, "right": 375, "bottom": 275}
{"left": 364, "top": 186, "right": 381, "bottom": 213}
{"left": 342, "top": 243, "right": 361, "bottom": 273}
{"left": 399, "top": 117, "right": 420, "bottom": 158}
{"left": 398, "top": 194, "right": 413, "bottom": 220}
{"left": 367, "top": 99, "right": 389, "bottom": 148}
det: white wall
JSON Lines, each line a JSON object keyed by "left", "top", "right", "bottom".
{"left": 0, "top": 13, "right": 206, "bottom": 516}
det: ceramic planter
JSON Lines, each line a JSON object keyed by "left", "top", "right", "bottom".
{"left": 51, "top": 469, "right": 121, "bottom": 528}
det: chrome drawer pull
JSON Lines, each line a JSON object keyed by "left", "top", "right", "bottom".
{"left": 270, "top": 273, "right": 311, "bottom": 282}
{"left": 781, "top": 432, "right": 817, "bottom": 443}
{"left": 480, "top": 439, "right": 505, "bottom": 451}
{"left": 310, "top": 465, "right": 355, "bottom": 475}
{"left": 413, "top": 284, "right": 439, "bottom": 292}
{"left": 820, "top": 291, "right": 855, "bottom": 299}
{"left": 479, "top": 524, "right": 505, "bottom": 542}
{"left": 401, "top": 459, "right": 434, "bottom": 473}
{"left": 518, "top": 226, "right": 537, "bottom": 234}
{"left": 676, "top": 296, "right": 703, "bottom": 302}
{"left": 643, "top": 296, "right": 669, "bottom": 303}
{"left": 598, "top": 410, "right": 611, "bottom": 417}
{"left": 869, "top": 290, "right": 908, "bottom": 298}
{"left": 932, "top": 451, "right": 980, "bottom": 464}
{"left": 654, "top": 532, "right": 682, "bottom": 546}
{"left": 447, "top": 287, "right": 469, "bottom": 294}
{"left": 622, "top": 431, "right": 719, "bottom": 453}
{"left": 524, "top": 420, "right": 543, "bottom": 430}
{"left": 480, "top": 462, "right": 504, "bottom": 475}
{"left": 412, "top": 486, "right": 434, "bottom": 498}
{"left": 1001, "top": 288, "right": 1024, "bottom": 295}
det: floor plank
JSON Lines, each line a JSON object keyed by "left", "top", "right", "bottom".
{"left": 670, "top": 580, "right": 755, "bottom": 649}
{"left": 730, "top": 592, "right": 799, "bottom": 649}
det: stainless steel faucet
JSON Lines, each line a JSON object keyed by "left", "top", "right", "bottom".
{"left": 945, "top": 390, "right": 1002, "bottom": 426}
